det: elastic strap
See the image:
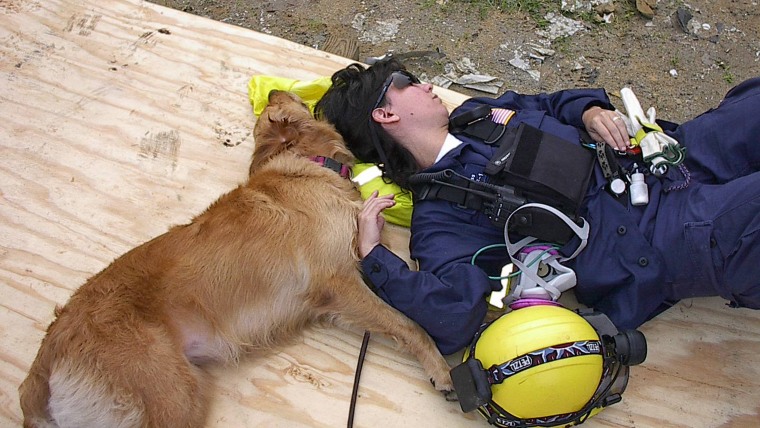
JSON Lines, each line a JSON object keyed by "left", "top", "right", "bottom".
{"left": 503, "top": 204, "right": 589, "bottom": 302}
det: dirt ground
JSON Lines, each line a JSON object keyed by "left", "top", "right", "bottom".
{"left": 150, "top": 0, "right": 759, "bottom": 124}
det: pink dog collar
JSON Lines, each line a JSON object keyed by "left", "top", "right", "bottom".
{"left": 310, "top": 156, "right": 351, "bottom": 179}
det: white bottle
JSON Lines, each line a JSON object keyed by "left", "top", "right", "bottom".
{"left": 630, "top": 172, "right": 649, "bottom": 206}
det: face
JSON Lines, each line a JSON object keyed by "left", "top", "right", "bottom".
{"left": 374, "top": 71, "right": 450, "bottom": 129}
{"left": 367, "top": 70, "right": 451, "bottom": 171}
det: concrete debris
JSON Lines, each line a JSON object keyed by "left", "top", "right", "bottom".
{"left": 351, "top": 13, "right": 365, "bottom": 32}
{"left": 456, "top": 74, "right": 503, "bottom": 94}
{"left": 676, "top": 5, "right": 712, "bottom": 36}
{"left": 563, "top": 0, "right": 616, "bottom": 23}
{"left": 442, "top": 62, "right": 457, "bottom": 77}
{"left": 573, "top": 55, "right": 591, "bottom": 71}
{"left": 436, "top": 72, "right": 503, "bottom": 94}
{"left": 429, "top": 57, "right": 505, "bottom": 94}
{"left": 675, "top": 6, "right": 693, "bottom": 32}
{"left": 430, "top": 75, "right": 454, "bottom": 89}
{"left": 532, "top": 46, "right": 556, "bottom": 57}
{"left": 673, "top": 5, "right": 722, "bottom": 42}
{"left": 453, "top": 57, "right": 479, "bottom": 74}
{"left": 456, "top": 74, "right": 498, "bottom": 85}
{"left": 561, "top": 0, "right": 613, "bottom": 13}
{"left": 354, "top": 12, "right": 508, "bottom": 93}
{"left": 529, "top": 52, "right": 546, "bottom": 61}
{"left": 353, "top": 13, "right": 401, "bottom": 44}
{"left": 462, "top": 81, "right": 504, "bottom": 94}
{"left": 509, "top": 50, "right": 541, "bottom": 81}
{"left": 537, "top": 13, "right": 587, "bottom": 41}
{"left": 688, "top": 19, "right": 703, "bottom": 34}
{"left": 505, "top": 13, "right": 585, "bottom": 81}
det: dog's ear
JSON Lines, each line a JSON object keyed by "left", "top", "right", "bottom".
{"left": 265, "top": 116, "right": 300, "bottom": 148}
{"left": 322, "top": 137, "right": 355, "bottom": 167}
{"left": 249, "top": 114, "right": 301, "bottom": 175}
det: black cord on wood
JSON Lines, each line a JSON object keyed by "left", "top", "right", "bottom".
{"left": 347, "top": 331, "right": 371, "bottom": 428}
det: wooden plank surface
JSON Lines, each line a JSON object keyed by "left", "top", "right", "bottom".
{"left": 1, "top": 0, "right": 758, "bottom": 427}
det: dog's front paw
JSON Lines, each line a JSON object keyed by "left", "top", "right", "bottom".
{"left": 429, "top": 377, "right": 458, "bottom": 402}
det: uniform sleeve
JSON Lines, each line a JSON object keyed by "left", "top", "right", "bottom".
{"left": 458, "top": 88, "right": 614, "bottom": 129}
{"left": 361, "top": 246, "right": 492, "bottom": 354}
{"left": 361, "top": 204, "right": 501, "bottom": 355}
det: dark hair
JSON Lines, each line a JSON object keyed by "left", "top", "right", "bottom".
{"left": 315, "top": 58, "right": 420, "bottom": 189}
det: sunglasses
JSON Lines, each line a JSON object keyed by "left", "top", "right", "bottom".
{"left": 371, "top": 70, "right": 422, "bottom": 112}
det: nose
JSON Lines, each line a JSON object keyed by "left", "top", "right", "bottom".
{"left": 420, "top": 82, "right": 434, "bottom": 92}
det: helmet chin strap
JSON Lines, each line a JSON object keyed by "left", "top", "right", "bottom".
{"left": 498, "top": 203, "right": 589, "bottom": 306}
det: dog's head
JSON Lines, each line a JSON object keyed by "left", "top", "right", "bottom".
{"left": 250, "top": 90, "right": 355, "bottom": 174}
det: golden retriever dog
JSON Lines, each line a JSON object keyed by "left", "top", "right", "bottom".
{"left": 19, "top": 90, "right": 453, "bottom": 428}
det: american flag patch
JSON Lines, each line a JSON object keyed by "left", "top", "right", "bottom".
{"left": 489, "top": 108, "right": 515, "bottom": 125}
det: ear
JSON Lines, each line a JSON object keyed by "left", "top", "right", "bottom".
{"left": 270, "top": 119, "right": 300, "bottom": 147}
{"left": 249, "top": 117, "right": 299, "bottom": 176}
{"left": 371, "top": 107, "right": 400, "bottom": 125}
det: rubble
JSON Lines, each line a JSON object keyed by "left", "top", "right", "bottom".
{"left": 367, "top": 5, "right": 594, "bottom": 91}
{"left": 502, "top": 13, "right": 587, "bottom": 82}
{"left": 453, "top": 57, "right": 479, "bottom": 74}
{"left": 352, "top": 13, "right": 401, "bottom": 44}
{"left": 163, "top": 0, "right": 760, "bottom": 126}
{"left": 537, "top": 13, "right": 587, "bottom": 41}
{"left": 355, "top": 0, "right": 654, "bottom": 93}
{"left": 561, "top": 0, "right": 613, "bottom": 13}
{"left": 508, "top": 51, "right": 541, "bottom": 81}
{"left": 457, "top": 74, "right": 503, "bottom": 94}
{"left": 331, "top": 0, "right": 753, "bottom": 101}
{"left": 428, "top": 59, "right": 504, "bottom": 94}
{"left": 673, "top": 5, "right": 724, "bottom": 43}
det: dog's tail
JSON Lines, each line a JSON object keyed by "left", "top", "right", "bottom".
{"left": 20, "top": 346, "right": 148, "bottom": 428}
{"left": 18, "top": 345, "right": 56, "bottom": 428}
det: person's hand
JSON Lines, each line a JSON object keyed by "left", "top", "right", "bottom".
{"left": 357, "top": 191, "right": 396, "bottom": 258}
{"left": 619, "top": 87, "right": 685, "bottom": 168}
{"left": 582, "top": 106, "right": 631, "bottom": 151}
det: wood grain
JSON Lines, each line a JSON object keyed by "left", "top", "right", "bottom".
{"left": 1, "top": 0, "right": 758, "bottom": 427}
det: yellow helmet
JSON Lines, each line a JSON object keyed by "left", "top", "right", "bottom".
{"left": 451, "top": 300, "right": 646, "bottom": 427}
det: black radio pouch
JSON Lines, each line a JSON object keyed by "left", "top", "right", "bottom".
{"left": 484, "top": 122, "right": 595, "bottom": 217}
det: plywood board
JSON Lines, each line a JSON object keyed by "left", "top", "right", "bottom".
{"left": 1, "top": 0, "right": 758, "bottom": 426}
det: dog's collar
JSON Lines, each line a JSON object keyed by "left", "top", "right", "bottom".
{"left": 309, "top": 156, "right": 351, "bottom": 179}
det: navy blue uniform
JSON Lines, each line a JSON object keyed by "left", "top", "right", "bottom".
{"left": 362, "top": 78, "right": 760, "bottom": 355}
